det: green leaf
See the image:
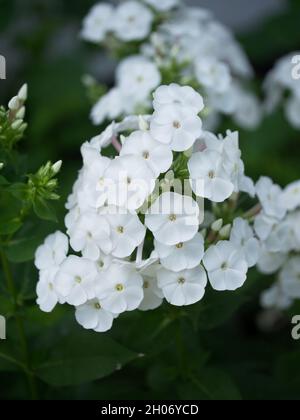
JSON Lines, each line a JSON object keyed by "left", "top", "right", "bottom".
{"left": 33, "top": 197, "right": 57, "bottom": 222}
{"left": 7, "top": 183, "right": 28, "bottom": 201}
{"left": 5, "top": 236, "right": 43, "bottom": 263}
{"left": 0, "top": 218, "right": 22, "bottom": 235}
{"left": 35, "top": 331, "right": 138, "bottom": 387}
{"left": 178, "top": 368, "right": 242, "bottom": 401}
{"left": 0, "top": 175, "right": 9, "bottom": 186}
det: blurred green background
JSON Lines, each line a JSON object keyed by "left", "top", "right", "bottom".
{"left": 1, "top": 0, "right": 300, "bottom": 400}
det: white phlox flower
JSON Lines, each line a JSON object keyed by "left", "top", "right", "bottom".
{"left": 203, "top": 241, "right": 248, "bottom": 291}
{"left": 154, "top": 233, "right": 205, "bottom": 272}
{"left": 120, "top": 130, "right": 173, "bottom": 177}
{"left": 157, "top": 266, "right": 207, "bottom": 306}
{"left": 102, "top": 155, "right": 156, "bottom": 210}
{"left": 68, "top": 211, "right": 112, "bottom": 260}
{"left": 81, "top": 3, "right": 113, "bottom": 43}
{"left": 96, "top": 262, "right": 144, "bottom": 314}
{"left": 230, "top": 218, "right": 260, "bottom": 268}
{"left": 75, "top": 299, "right": 116, "bottom": 333}
{"left": 145, "top": 192, "right": 200, "bottom": 246}
{"left": 113, "top": 1, "right": 153, "bottom": 42}
{"left": 55, "top": 256, "right": 98, "bottom": 306}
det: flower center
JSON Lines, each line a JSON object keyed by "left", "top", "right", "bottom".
{"left": 169, "top": 214, "right": 177, "bottom": 222}
{"left": 176, "top": 243, "right": 184, "bottom": 249}
{"left": 117, "top": 226, "right": 124, "bottom": 234}
{"left": 208, "top": 170, "right": 215, "bottom": 179}
{"left": 221, "top": 262, "right": 228, "bottom": 271}
{"left": 178, "top": 277, "right": 186, "bottom": 285}
{"left": 143, "top": 281, "right": 150, "bottom": 289}
{"left": 48, "top": 283, "right": 54, "bottom": 291}
{"left": 127, "top": 177, "right": 132, "bottom": 185}
{"left": 94, "top": 302, "right": 101, "bottom": 310}
{"left": 98, "top": 260, "right": 105, "bottom": 269}
{"left": 143, "top": 151, "right": 150, "bottom": 159}
{"left": 115, "top": 284, "right": 124, "bottom": 292}
{"left": 173, "top": 120, "right": 181, "bottom": 129}
{"left": 75, "top": 276, "right": 82, "bottom": 284}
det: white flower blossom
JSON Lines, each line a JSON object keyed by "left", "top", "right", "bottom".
{"left": 96, "top": 263, "right": 144, "bottom": 314}
{"left": 203, "top": 241, "right": 248, "bottom": 291}
{"left": 154, "top": 233, "right": 205, "bottom": 272}
{"left": 138, "top": 259, "right": 164, "bottom": 311}
{"left": 55, "top": 256, "right": 98, "bottom": 306}
{"left": 157, "top": 266, "right": 207, "bottom": 306}
{"left": 153, "top": 84, "right": 204, "bottom": 114}
{"left": 113, "top": 1, "right": 153, "bottom": 42}
{"left": 75, "top": 299, "right": 116, "bottom": 333}
{"left": 117, "top": 56, "right": 161, "bottom": 103}
{"left": 68, "top": 211, "right": 112, "bottom": 260}
{"left": 35, "top": 231, "right": 68, "bottom": 271}
{"left": 150, "top": 104, "right": 203, "bottom": 152}
{"left": 102, "top": 155, "right": 156, "bottom": 210}
{"left": 145, "top": 192, "right": 200, "bottom": 246}
{"left": 230, "top": 218, "right": 260, "bottom": 268}
{"left": 144, "top": 0, "right": 180, "bottom": 12}
{"left": 102, "top": 207, "right": 146, "bottom": 258}
{"left": 36, "top": 268, "right": 62, "bottom": 313}
{"left": 281, "top": 180, "right": 300, "bottom": 212}
{"left": 120, "top": 130, "right": 173, "bottom": 177}
{"left": 81, "top": 3, "right": 113, "bottom": 43}
{"left": 279, "top": 257, "right": 300, "bottom": 299}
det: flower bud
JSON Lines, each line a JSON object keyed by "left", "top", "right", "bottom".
{"left": 18, "top": 84, "right": 28, "bottom": 102}
{"left": 16, "top": 106, "right": 26, "bottom": 120}
{"left": 11, "top": 119, "right": 23, "bottom": 130}
{"left": 139, "top": 115, "right": 149, "bottom": 131}
{"left": 52, "top": 160, "right": 63, "bottom": 174}
{"left": 0, "top": 163, "right": 4, "bottom": 170}
{"left": 8, "top": 96, "right": 20, "bottom": 111}
{"left": 211, "top": 218, "right": 223, "bottom": 232}
{"left": 219, "top": 224, "right": 232, "bottom": 239}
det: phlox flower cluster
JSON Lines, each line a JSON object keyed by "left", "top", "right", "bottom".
{"left": 35, "top": 84, "right": 263, "bottom": 333}
{"left": 264, "top": 52, "right": 300, "bottom": 129}
{"left": 256, "top": 178, "right": 300, "bottom": 310}
{"left": 82, "top": 0, "right": 261, "bottom": 130}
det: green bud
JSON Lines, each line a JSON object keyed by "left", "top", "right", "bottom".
{"left": 211, "top": 218, "right": 223, "bottom": 232}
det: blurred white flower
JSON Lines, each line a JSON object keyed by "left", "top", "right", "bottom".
{"left": 281, "top": 180, "right": 300, "bottom": 211}
{"left": 117, "top": 56, "right": 161, "bottom": 102}
{"left": 230, "top": 218, "right": 260, "bottom": 268}
{"left": 256, "top": 177, "right": 286, "bottom": 220}
{"left": 260, "top": 284, "right": 292, "bottom": 310}
{"left": 81, "top": 3, "right": 113, "bottom": 43}
{"left": 144, "top": 0, "right": 180, "bottom": 12}
{"left": 153, "top": 84, "right": 204, "bottom": 114}
{"left": 113, "top": 1, "right": 153, "bottom": 42}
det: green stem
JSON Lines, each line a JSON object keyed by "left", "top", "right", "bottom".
{"left": 0, "top": 251, "right": 38, "bottom": 400}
